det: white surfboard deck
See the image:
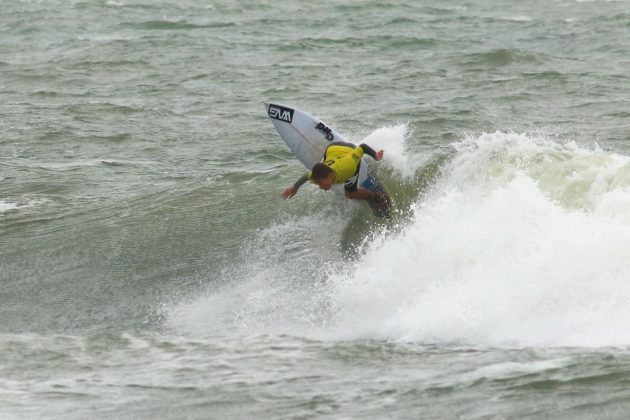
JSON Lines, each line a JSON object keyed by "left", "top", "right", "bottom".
{"left": 264, "top": 102, "right": 369, "bottom": 171}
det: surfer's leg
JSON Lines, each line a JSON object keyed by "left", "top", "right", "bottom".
{"left": 345, "top": 164, "right": 383, "bottom": 201}
{"left": 345, "top": 188, "right": 390, "bottom": 218}
{"left": 345, "top": 188, "right": 380, "bottom": 201}
{"left": 358, "top": 170, "right": 392, "bottom": 218}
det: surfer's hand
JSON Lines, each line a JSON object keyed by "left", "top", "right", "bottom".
{"left": 375, "top": 150, "right": 384, "bottom": 161}
{"left": 282, "top": 187, "right": 297, "bottom": 199}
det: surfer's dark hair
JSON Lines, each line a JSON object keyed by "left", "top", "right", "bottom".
{"left": 311, "top": 163, "right": 333, "bottom": 179}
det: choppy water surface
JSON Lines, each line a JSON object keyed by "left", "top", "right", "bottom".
{"left": 2, "top": 0, "right": 630, "bottom": 418}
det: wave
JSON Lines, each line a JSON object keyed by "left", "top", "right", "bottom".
{"left": 32, "top": 158, "right": 157, "bottom": 170}
{"left": 281, "top": 35, "right": 437, "bottom": 51}
{"left": 62, "top": 102, "right": 144, "bottom": 115}
{"left": 122, "top": 20, "right": 238, "bottom": 31}
{"left": 461, "top": 49, "right": 540, "bottom": 67}
{"left": 167, "top": 131, "right": 630, "bottom": 347}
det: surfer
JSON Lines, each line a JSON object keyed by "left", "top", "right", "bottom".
{"left": 281, "top": 141, "right": 386, "bottom": 203}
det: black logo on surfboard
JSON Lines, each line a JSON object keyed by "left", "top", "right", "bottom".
{"left": 315, "top": 122, "right": 334, "bottom": 141}
{"left": 268, "top": 105, "right": 294, "bottom": 123}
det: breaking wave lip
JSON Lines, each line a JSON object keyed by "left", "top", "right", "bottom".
{"left": 168, "top": 131, "right": 630, "bottom": 348}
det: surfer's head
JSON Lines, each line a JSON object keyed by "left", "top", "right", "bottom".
{"left": 311, "top": 163, "right": 335, "bottom": 190}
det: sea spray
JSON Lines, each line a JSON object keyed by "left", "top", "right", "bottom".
{"left": 166, "top": 211, "right": 349, "bottom": 336}
{"left": 359, "top": 124, "right": 420, "bottom": 179}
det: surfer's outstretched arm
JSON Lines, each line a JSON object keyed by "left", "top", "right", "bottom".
{"left": 282, "top": 173, "right": 309, "bottom": 199}
{"left": 359, "top": 143, "right": 384, "bottom": 161}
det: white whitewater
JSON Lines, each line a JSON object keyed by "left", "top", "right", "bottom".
{"left": 170, "top": 130, "right": 630, "bottom": 347}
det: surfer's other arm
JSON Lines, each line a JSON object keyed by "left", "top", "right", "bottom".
{"left": 359, "top": 143, "right": 384, "bottom": 161}
{"left": 282, "top": 173, "right": 309, "bottom": 199}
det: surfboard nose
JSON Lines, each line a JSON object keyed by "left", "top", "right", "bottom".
{"left": 263, "top": 102, "right": 270, "bottom": 113}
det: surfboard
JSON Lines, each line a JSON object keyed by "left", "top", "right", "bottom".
{"left": 265, "top": 102, "right": 391, "bottom": 217}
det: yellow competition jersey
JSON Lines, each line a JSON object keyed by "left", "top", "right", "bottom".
{"left": 321, "top": 144, "right": 364, "bottom": 183}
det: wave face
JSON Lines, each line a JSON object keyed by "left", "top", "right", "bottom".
{"left": 169, "top": 131, "right": 630, "bottom": 348}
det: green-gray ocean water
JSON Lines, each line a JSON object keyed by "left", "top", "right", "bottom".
{"left": 2, "top": 0, "right": 630, "bottom": 418}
